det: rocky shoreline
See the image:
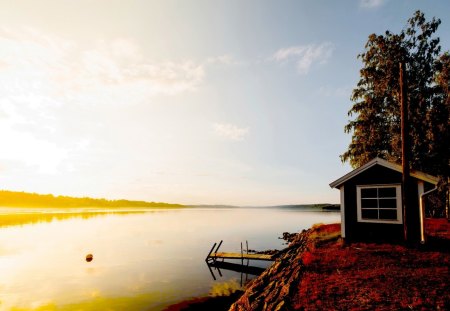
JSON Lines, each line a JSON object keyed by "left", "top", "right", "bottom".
{"left": 229, "top": 225, "right": 330, "bottom": 310}
{"left": 168, "top": 222, "right": 449, "bottom": 310}
{"left": 230, "top": 223, "right": 449, "bottom": 310}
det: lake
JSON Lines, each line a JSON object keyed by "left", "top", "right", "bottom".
{"left": 0, "top": 207, "right": 339, "bottom": 310}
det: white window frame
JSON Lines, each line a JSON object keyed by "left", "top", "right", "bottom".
{"left": 356, "top": 184, "right": 402, "bottom": 224}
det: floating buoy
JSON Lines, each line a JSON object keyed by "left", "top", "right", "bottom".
{"left": 86, "top": 254, "right": 93, "bottom": 262}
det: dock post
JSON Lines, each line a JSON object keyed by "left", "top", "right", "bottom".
{"left": 213, "top": 240, "right": 223, "bottom": 263}
{"left": 214, "top": 240, "right": 223, "bottom": 253}
{"left": 205, "top": 242, "right": 217, "bottom": 262}
{"left": 206, "top": 262, "right": 217, "bottom": 280}
{"left": 245, "top": 240, "right": 250, "bottom": 267}
{"left": 241, "top": 242, "right": 244, "bottom": 266}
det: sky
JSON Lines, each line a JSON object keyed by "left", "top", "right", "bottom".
{"left": 0, "top": 0, "right": 449, "bottom": 206}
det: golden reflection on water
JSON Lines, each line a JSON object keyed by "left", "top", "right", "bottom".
{"left": 0, "top": 209, "right": 186, "bottom": 310}
{"left": 0, "top": 207, "right": 340, "bottom": 310}
{"left": 209, "top": 279, "right": 242, "bottom": 297}
{"left": 8, "top": 279, "right": 244, "bottom": 311}
{"left": 5, "top": 291, "right": 167, "bottom": 311}
{"left": 0, "top": 209, "right": 145, "bottom": 228}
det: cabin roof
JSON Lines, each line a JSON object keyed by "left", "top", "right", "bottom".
{"left": 329, "top": 157, "right": 439, "bottom": 189}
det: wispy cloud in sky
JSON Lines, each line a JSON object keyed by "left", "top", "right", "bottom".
{"left": 0, "top": 27, "right": 209, "bottom": 177}
{"left": 0, "top": 0, "right": 445, "bottom": 206}
{"left": 359, "top": 0, "right": 386, "bottom": 9}
{"left": 213, "top": 123, "right": 249, "bottom": 141}
{"left": 0, "top": 28, "right": 205, "bottom": 104}
{"left": 206, "top": 54, "right": 242, "bottom": 66}
{"left": 272, "top": 42, "right": 334, "bottom": 74}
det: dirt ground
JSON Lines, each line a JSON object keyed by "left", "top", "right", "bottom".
{"left": 292, "top": 224, "right": 450, "bottom": 310}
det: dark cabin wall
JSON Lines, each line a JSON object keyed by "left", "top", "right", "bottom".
{"left": 343, "top": 165, "right": 423, "bottom": 242}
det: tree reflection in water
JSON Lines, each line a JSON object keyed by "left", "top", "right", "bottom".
{"left": 0, "top": 210, "right": 146, "bottom": 228}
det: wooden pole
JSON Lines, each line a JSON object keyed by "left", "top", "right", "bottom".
{"left": 205, "top": 242, "right": 217, "bottom": 262}
{"left": 400, "top": 62, "right": 410, "bottom": 241}
{"left": 214, "top": 240, "right": 223, "bottom": 253}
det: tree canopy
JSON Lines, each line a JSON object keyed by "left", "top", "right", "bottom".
{"left": 342, "top": 11, "right": 449, "bottom": 184}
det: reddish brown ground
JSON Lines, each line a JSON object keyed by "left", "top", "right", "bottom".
{"left": 292, "top": 224, "right": 450, "bottom": 311}
{"left": 169, "top": 223, "right": 449, "bottom": 311}
{"left": 425, "top": 218, "right": 450, "bottom": 240}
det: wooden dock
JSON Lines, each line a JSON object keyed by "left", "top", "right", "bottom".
{"left": 207, "top": 260, "right": 267, "bottom": 275}
{"left": 210, "top": 252, "right": 273, "bottom": 261}
{"left": 205, "top": 240, "right": 274, "bottom": 284}
{"left": 205, "top": 240, "right": 275, "bottom": 263}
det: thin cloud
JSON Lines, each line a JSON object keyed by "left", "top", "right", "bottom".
{"left": 359, "top": 0, "right": 385, "bottom": 9}
{"left": 213, "top": 123, "right": 249, "bottom": 141}
{"left": 0, "top": 27, "right": 211, "bottom": 175}
{"left": 206, "top": 54, "right": 242, "bottom": 66}
{"left": 0, "top": 28, "right": 206, "bottom": 103}
{"left": 272, "top": 42, "right": 334, "bottom": 74}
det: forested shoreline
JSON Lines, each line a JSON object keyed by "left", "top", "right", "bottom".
{"left": 0, "top": 190, "right": 183, "bottom": 208}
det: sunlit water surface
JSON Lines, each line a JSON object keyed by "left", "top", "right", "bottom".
{"left": 0, "top": 207, "right": 339, "bottom": 310}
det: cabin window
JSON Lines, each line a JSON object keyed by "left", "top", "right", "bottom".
{"left": 356, "top": 185, "right": 402, "bottom": 224}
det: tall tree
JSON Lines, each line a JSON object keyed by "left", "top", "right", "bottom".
{"left": 342, "top": 11, "right": 449, "bottom": 184}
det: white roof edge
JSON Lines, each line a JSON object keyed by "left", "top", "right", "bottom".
{"left": 410, "top": 170, "right": 440, "bottom": 185}
{"left": 329, "top": 157, "right": 439, "bottom": 188}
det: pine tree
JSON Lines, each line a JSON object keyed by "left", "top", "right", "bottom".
{"left": 342, "top": 11, "right": 449, "bottom": 183}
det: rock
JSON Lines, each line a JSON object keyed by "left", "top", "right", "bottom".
{"left": 229, "top": 229, "right": 313, "bottom": 311}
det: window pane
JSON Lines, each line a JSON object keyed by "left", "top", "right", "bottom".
{"left": 379, "top": 209, "right": 398, "bottom": 220}
{"left": 379, "top": 198, "right": 397, "bottom": 209}
{"left": 361, "top": 188, "right": 377, "bottom": 198}
{"left": 362, "top": 209, "right": 378, "bottom": 219}
{"left": 378, "top": 187, "right": 397, "bottom": 198}
{"left": 361, "top": 199, "right": 377, "bottom": 208}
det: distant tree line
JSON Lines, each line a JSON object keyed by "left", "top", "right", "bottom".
{"left": 0, "top": 190, "right": 183, "bottom": 208}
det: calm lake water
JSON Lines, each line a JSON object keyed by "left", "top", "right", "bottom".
{"left": 0, "top": 207, "right": 339, "bottom": 310}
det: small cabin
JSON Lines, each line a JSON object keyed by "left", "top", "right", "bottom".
{"left": 330, "top": 158, "right": 438, "bottom": 243}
